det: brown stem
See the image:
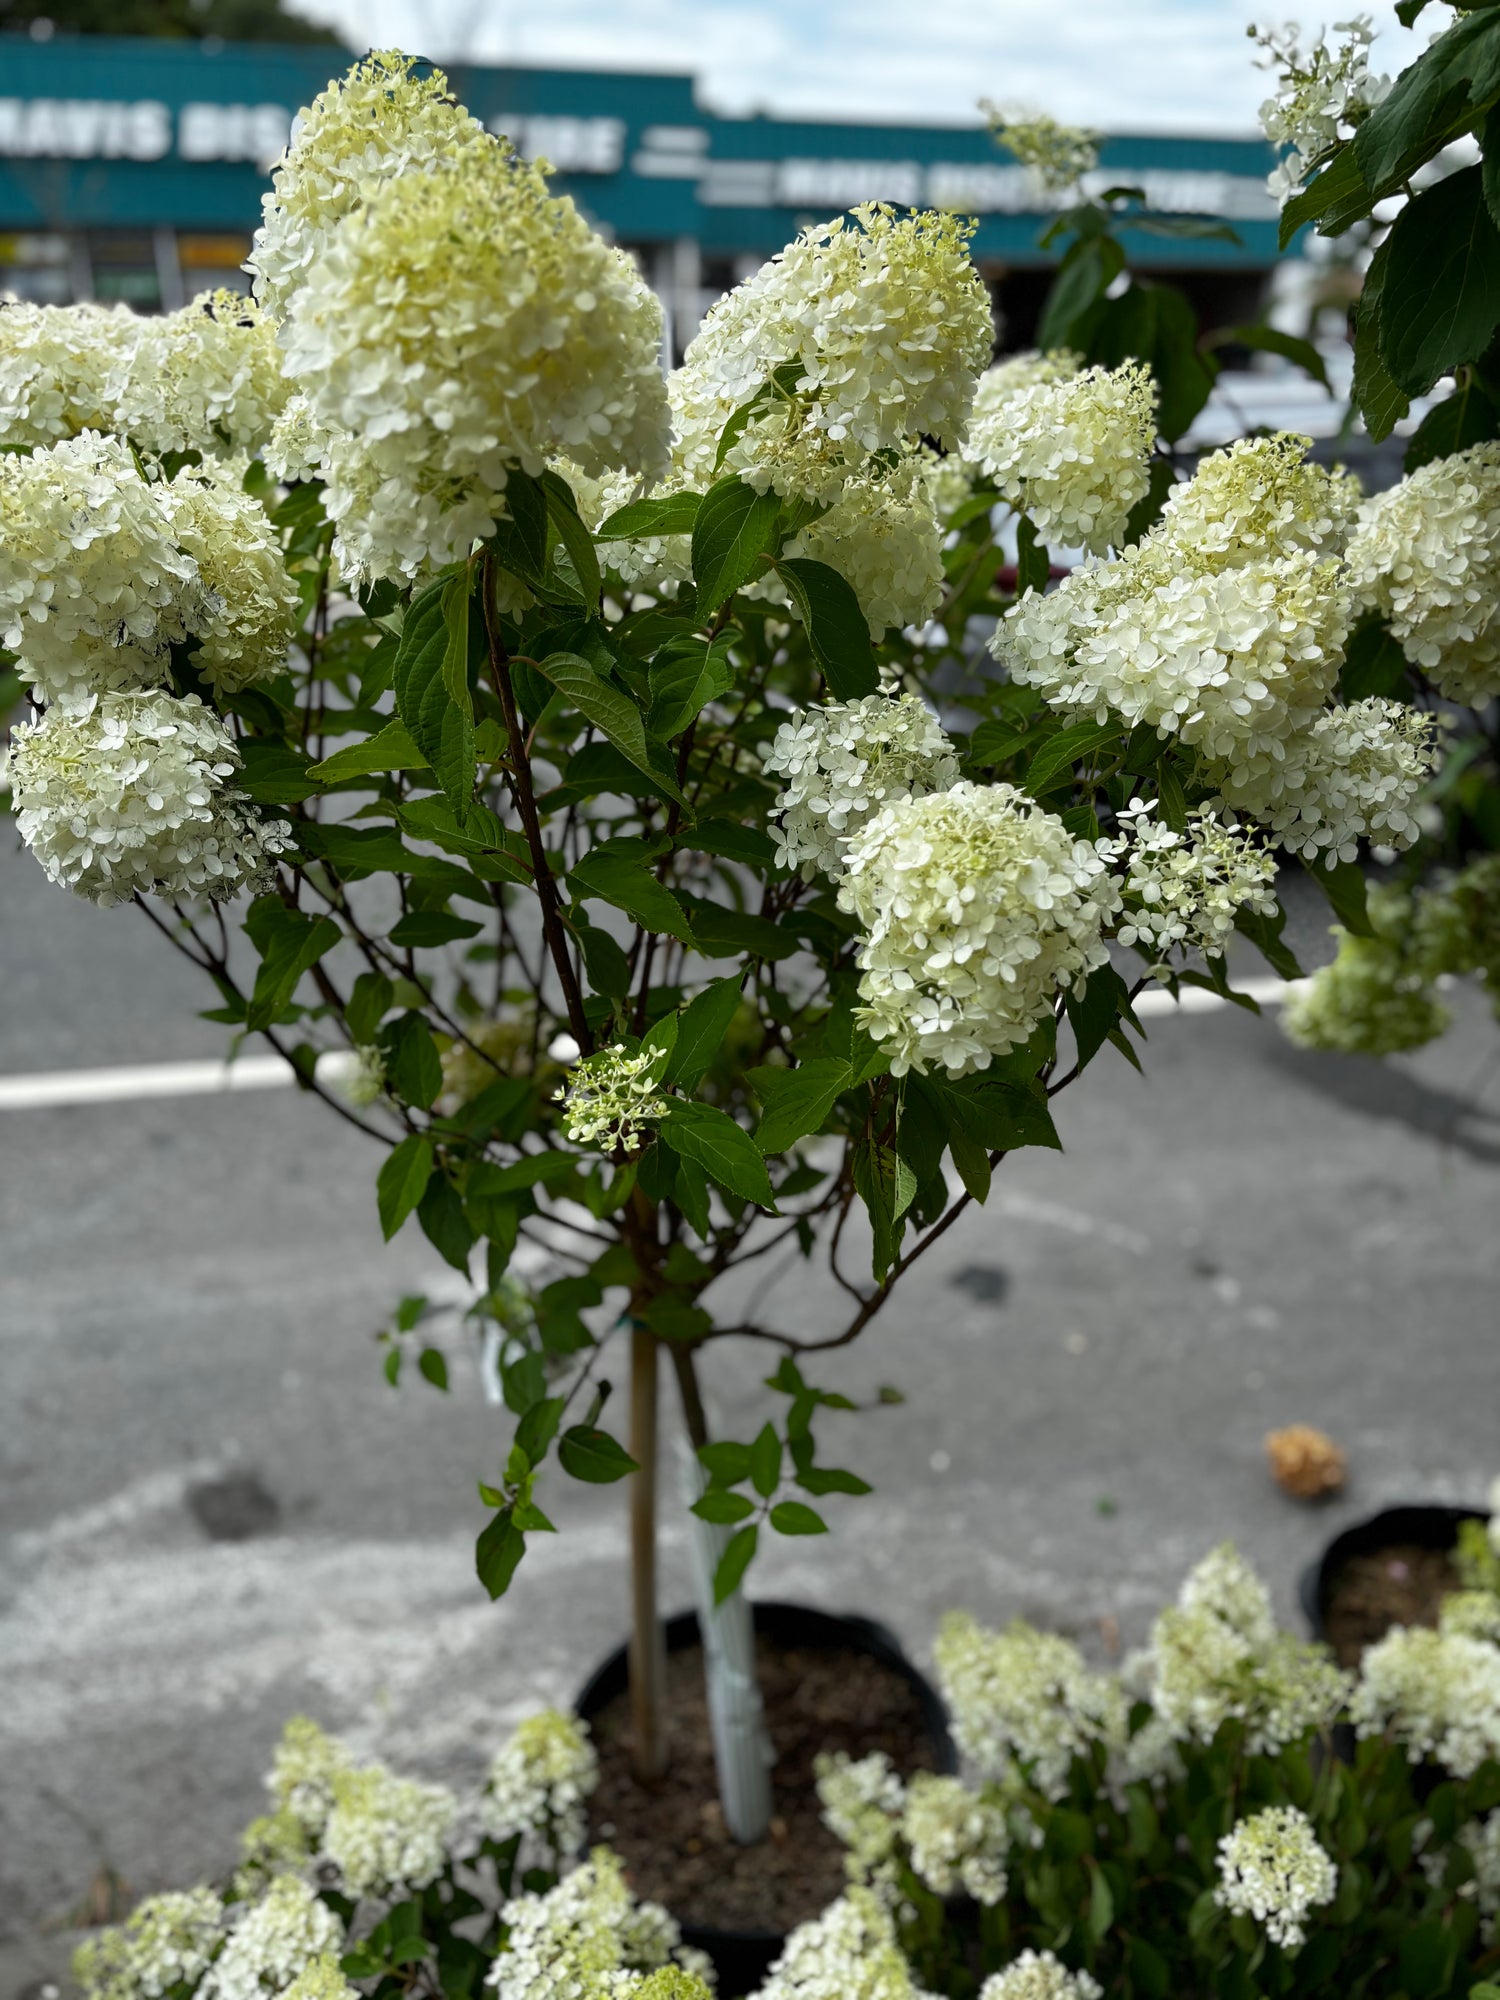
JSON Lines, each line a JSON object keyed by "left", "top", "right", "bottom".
{"left": 628, "top": 1321, "right": 669, "bottom": 1782}
{"left": 669, "top": 1342, "right": 711, "bottom": 1453}
{"left": 481, "top": 555, "right": 593, "bottom": 1054}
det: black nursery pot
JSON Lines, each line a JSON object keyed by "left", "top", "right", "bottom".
{"left": 1299, "top": 1501, "right": 1487, "bottom": 1643}
{"left": 574, "top": 1599, "right": 957, "bottom": 1998}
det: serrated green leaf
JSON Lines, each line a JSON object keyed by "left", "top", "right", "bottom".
{"left": 660, "top": 1100, "right": 777, "bottom": 1209}
{"left": 749, "top": 1058, "right": 851, "bottom": 1153}
{"left": 570, "top": 850, "right": 697, "bottom": 947}
{"left": 597, "top": 491, "right": 702, "bottom": 539}
{"left": 378, "top": 1135, "right": 434, "bottom": 1239}
{"left": 532, "top": 650, "right": 685, "bottom": 805}
{"left": 1025, "top": 719, "right": 1120, "bottom": 797}
{"left": 713, "top": 1523, "right": 758, "bottom": 1604}
{"left": 244, "top": 903, "right": 341, "bottom": 1031}
{"left": 691, "top": 475, "right": 781, "bottom": 615}
{"left": 692, "top": 1488, "right": 756, "bottom": 1524}
{"left": 668, "top": 976, "right": 745, "bottom": 1091}
{"left": 308, "top": 719, "right": 428, "bottom": 780}
{"left": 1381, "top": 167, "right": 1500, "bottom": 397}
{"left": 393, "top": 578, "right": 475, "bottom": 816}
{"left": 558, "top": 1425, "right": 639, "bottom": 1483}
{"left": 774, "top": 556, "right": 880, "bottom": 696}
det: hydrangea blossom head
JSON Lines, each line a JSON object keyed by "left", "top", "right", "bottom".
{"left": 203, "top": 1878, "right": 343, "bottom": 2000}
{"left": 979, "top": 1950, "right": 1102, "bottom": 2000}
{"left": 268, "top": 1716, "right": 356, "bottom": 1839}
{"left": 1102, "top": 803, "right": 1278, "bottom": 969}
{"left": 488, "top": 1850, "right": 690, "bottom": 2000}
{"left": 968, "top": 359, "right": 1157, "bottom": 555}
{"left": 1282, "top": 923, "right": 1450, "bottom": 1057}
{"left": 838, "top": 782, "right": 1118, "bottom": 1078}
{"left": 901, "top": 1770, "right": 1010, "bottom": 1906}
{"left": 934, "top": 1610, "right": 1127, "bottom": 1799}
{"left": 484, "top": 1708, "right": 598, "bottom": 1854}
{"left": 763, "top": 692, "right": 960, "bottom": 880}
{"left": 1251, "top": 15, "right": 1390, "bottom": 202}
{"left": 783, "top": 453, "right": 947, "bottom": 635}
{"left": 1156, "top": 433, "right": 1361, "bottom": 566}
{"left": 556, "top": 1043, "right": 671, "bottom": 1151}
{"left": 158, "top": 462, "right": 300, "bottom": 695}
{"left": 0, "top": 299, "right": 141, "bottom": 449}
{"left": 1350, "top": 1623, "right": 1500, "bottom": 1777}
{"left": 73, "top": 1889, "right": 226, "bottom": 2000}
{"left": 278, "top": 144, "right": 669, "bottom": 586}
{"left": 673, "top": 203, "right": 994, "bottom": 501}
{"left": 1215, "top": 1805, "right": 1337, "bottom": 1950}
{"left": 755, "top": 1887, "right": 927, "bottom": 2000}
{"left": 11, "top": 691, "right": 290, "bottom": 907}
{"left": 986, "top": 107, "right": 1100, "bottom": 192}
{"left": 321, "top": 1764, "right": 455, "bottom": 1901}
{"left": 814, "top": 1749, "right": 905, "bottom": 1878}
{"left": 114, "top": 291, "right": 290, "bottom": 459}
{"left": 1345, "top": 441, "right": 1500, "bottom": 705}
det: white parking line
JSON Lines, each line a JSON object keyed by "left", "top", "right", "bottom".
{"left": 0, "top": 981, "right": 1302, "bottom": 1111}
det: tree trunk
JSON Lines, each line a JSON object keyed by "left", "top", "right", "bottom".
{"left": 628, "top": 1322, "right": 669, "bottom": 1782}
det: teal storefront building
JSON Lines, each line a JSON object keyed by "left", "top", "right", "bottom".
{"left": 0, "top": 35, "right": 1288, "bottom": 351}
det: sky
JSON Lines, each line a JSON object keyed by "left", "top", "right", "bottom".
{"left": 285, "top": 0, "right": 1422, "bottom": 135}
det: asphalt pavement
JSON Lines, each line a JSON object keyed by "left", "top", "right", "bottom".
{"left": 4, "top": 832, "right": 1499, "bottom": 1994}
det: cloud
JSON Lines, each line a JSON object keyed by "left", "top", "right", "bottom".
{"left": 288, "top": 0, "right": 1421, "bottom": 133}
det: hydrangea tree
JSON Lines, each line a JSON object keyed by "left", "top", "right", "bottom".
{"left": 0, "top": 41, "right": 1484, "bottom": 1846}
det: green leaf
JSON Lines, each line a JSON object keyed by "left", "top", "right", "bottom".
{"left": 380, "top": 1012, "right": 444, "bottom": 1109}
{"left": 699, "top": 1440, "right": 753, "bottom": 1484}
{"left": 677, "top": 896, "right": 799, "bottom": 961}
{"left": 558, "top": 1425, "right": 639, "bottom": 1483}
{"left": 690, "top": 475, "right": 781, "bottom": 615}
{"left": 948, "top": 1126, "right": 992, "bottom": 1203}
{"left": 418, "top": 1172, "right": 476, "bottom": 1271}
{"left": 931, "top": 1073, "right": 1061, "bottom": 1153}
{"left": 1202, "top": 323, "right": 1331, "bottom": 389}
{"left": 572, "top": 918, "right": 632, "bottom": 1001}
{"left": 748, "top": 1421, "right": 782, "bottom": 1497}
{"left": 542, "top": 469, "right": 602, "bottom": 609}
{"left": 1087, "top": 1864, "right": 1114, "bottom": 1942}
{"left": 487, "top": 468, "right": 551, "bottom": 589}
{"left": 1015, "top": 514, "right": 1049, "bottom": 598}
{"left": 387, "top": 911, "right": 485, "bottom": 948}
{"left": 1025, "top": 718, "right": 1121, "bottom": 797}
{"left": 468, "top": 1152, "right": 581, "bottom": 1195}
{"left": 668, "top": 976, "right": 745, "bottom": 1091}
{"left": 1404, "top": 369, "right": 1500, "bottom": 472}
{"left": 308, "top": 719, "right": 428, "bottom": 780}
{"left": 647, "top": 634, "right": 737, "bottom": 738}
{"left": 796, "top": 1465, "right": 873, "bottom": 1497}
{"left": 475, "top": 1507, "right": 527, "bottom": 1599}
{"left": 532, "top": 650, "right": 686, "bottom": 806}
{"left": 692, "top": 1488, "right": 756, "bottom": 1524}
{"left": 660, "top": 1100, "right": 777, "bottom": 1210}
{"left": 1341, "top": 614, "right": 1412, "bottom": 701}
{"left": 749, "top": 1058, "right": 852, "bottom": 1153}
{"left": 597, "top": 491, "right": 702, "bottom": 539}
{"left": 713, "top": 1523, "right": 758, "bottom": 1605}
{"left": 1233, "top": 901, "right": 1304, "bottom": 981}
{"left": 346, "top": 970, "right": 393, "bottom": 1045}
{"left": 1381, "top": 167, "right": 1500, "bottom": 396}
{"left": 441, "top": 571, "right": 474, "bottom": 711}
{"left": 237, "top": 741, "right": 319, "bottom": 804}
{"left": 393, "top": 578, "right": 475, "bottom": 816}
{"left": 1065, "top": 965, "right": 1131, "bottom": 1072}
{"left": 1352, "top": 235, "right": 1411, "bottom": 443}
{"left": 570, "top": 850, "right": 697, "bottom": 947}
{"left": 769, "top": 1500, "right": 827, "bottom": 1535}
{"left": 244, "top": 903, "right": 341, "bottom": 1031}
{"left": 1356, "top": 8, "right": 1500, "bottom": 201}
{"left": 1279, "top": 142, "right": 1370, "bottom": 248}
{"left": 1308, "top": 857, "right": 1376, "bottom": 938}
{"left": 378, "top": 1135, "right": 434, "bottom": 1239}
{"left": 1039, "top": 232, "right": 1125, "bottom": 349}
{"left": 418, "top": 1347, "right": 449, "bottom": 1391}
{"left": 774, "top": 556, "right": 880, "bottom": 696}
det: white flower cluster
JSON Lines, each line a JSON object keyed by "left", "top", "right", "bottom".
{"left": 258, "top": 52, "right": 668, "bottom": 585}
{"left": 321, "top": 1764, "right": 455, "bottom": 1902}
{"left": 763, "top": 693, "right": 960, "bottom": 880}
{"left": 114, "top": 292, "right": 290, "bottom": 459}
{"left": 0, "top": 431, "right": 200, "bottom": 708}
{"left": 1441, "top": 1590, "right": 1500, "bottom": 1646}
{"left": 814, "top": 1754, "right": 1009, "bottom": 1906}
{"left": 987, "top": 109, "right": 1100, "bottom": 192}
{"left": 1214, "top": 697, "right": 1438, "bottom": 868}
{"left": 157, "top": 462, "right": 302, "bottom": 696}
{"left": 1345, "top": 441, "right": 1500, "bottom": 706}
{"left": 1251, "top": 14, "right": 1390, "bottom": 202}
{"left": 488, "top": 1850, "right": 697, "bottom": 2000}
{"left": 263, "top": 394, "right": 334, "bottom": 488}
{"left": 978, "top": 1949, "right": 1101, "bottom": 2000}
{"left": 967, "top": 359, "right": 1157, "bottom": 556}
{"left": 203, "top": 1879, "right": 342, "bottom": 2000}
{"left": 1350, "top": 1623, "right": 1500, "bottom": 1778}
{"left": 754, "top": 1887, "right": 931, "bottom": 2000}
{"left": 556, "top": 1044, "right": 672, "bottom": 1150}
{"left": 0, "top": 431, "right": 297, "bottom": 708}
{"left": 1215, "top": 1805, "right": 1337, "bottom": 1950}
{"left": 278, "top": 1957, "right": 360, "bottom": 2000}
{"left": 1146, "top": 1544, "right": 1349, "bottom": 1756}
{"left": 999, "top": 435, "right": 1355, "bottom": 769}
{"left": 784, "top": 455, "right": 947, "bottom": 636}
{"left": 814, "top": 1750, "right": 905, "bottom": 1878}
{"left": 10, "top": 691, "right": 290, "bottom": 906}
{"left": 483, "top": 1707, "right": 599, "bottom": 1855}
{"left": 73, "top": 1889, "right": 226, "bottom": 2000}
{"left": 0, "top": 293, "right": 286, "bottom": 457}
{"left": 672, "top": 203, "right": 992, "bottom": 504}
{"left": 838, "top": 782, "right": 1117, "bottom": 1078}
{"left": 1458, "top": 1812, "right": 1500, "bottom": 1945}
{"left": 261, "top": 1716, "right": 455, "bottom": 1902}
{"left": 1103, "top": 802, "right": 1278, "bottom": 968}
{"left": 934, "top": 1612, "right": 1127, "bottom": 1801}
{"left": 900, "top": 1771, "right": 1010, "bottom": 1907}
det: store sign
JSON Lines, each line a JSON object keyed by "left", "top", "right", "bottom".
{"left": 486, "top": 113, "right": 627, "bottom": 174}
{"left": 0, "top": 96, "right": 291, "bottom": 167}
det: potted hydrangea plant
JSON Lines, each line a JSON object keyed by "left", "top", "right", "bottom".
{"left": 5, "top": 4, "right": 1496, "bottom": 1960}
